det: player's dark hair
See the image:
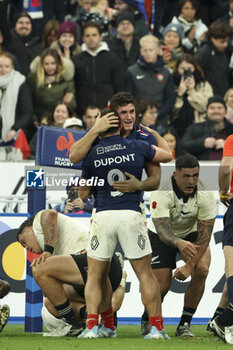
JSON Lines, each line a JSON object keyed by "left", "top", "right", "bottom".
{"left": 100, "top": 108, "right": 120, "bottom": 136}
{"left": 0, "top": 280, "right": 10, "bottom": 299}
{"left": 110, "top": 92, "right": 136, "bottom": 112}
{"left": 175, "top": 154, "right": 199, "bottom": 170}
{"left": 17, "top": 216, "right": 34, "bottom": 241}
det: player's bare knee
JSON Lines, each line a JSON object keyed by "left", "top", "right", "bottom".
{"left": 32, "top": 264, "right": 45, "bottom": 281}
{"left": 194, "top": 262, "right": 209, "bottom": 280}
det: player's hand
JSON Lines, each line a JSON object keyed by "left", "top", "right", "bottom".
{"left": 93, "top": 112, "right": 119, "bottom": 134}
{"left": 113, "top": 172, "right": 142, "bottom": 192}
{"left": 176, "top": 239, "right": 199, "bottom": 261}
{"left": 219, "top": 191, "right": 233, "bottom": 207}
{"left": 173, "top": 264, "right": 193, "bottom": 281}
{"left": 31, "top": 252, "right": 52, "bottom": 267}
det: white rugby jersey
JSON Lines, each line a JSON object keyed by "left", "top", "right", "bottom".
{"left": 33, "top": 210, "right": 89, "bottom": 255}
{"left": 148, "top": 177, "right": 216, "bottom": 238}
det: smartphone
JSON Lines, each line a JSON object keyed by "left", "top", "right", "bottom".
{"left": 183, "top": 69, "right": 193, "bottom": 80}
{"left": 162, "top": 45, "right": 171, "bottom": 55}
{"left": 68, "top": 191, "right": 78, "bottom": 202}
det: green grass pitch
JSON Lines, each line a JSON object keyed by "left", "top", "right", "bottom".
{"left": 0, "top": 324, "right": 229, "bottom": 350}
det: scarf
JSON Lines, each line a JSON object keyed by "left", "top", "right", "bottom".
{"left": 0, "top": 70, "right": 25, "bottom": 140}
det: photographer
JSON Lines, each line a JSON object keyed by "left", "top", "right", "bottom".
{"left": 54, "top": 179, "right": 94, "bottom": 214}
{"left": 170, "top": 53, "right": 213, "bottom": 138}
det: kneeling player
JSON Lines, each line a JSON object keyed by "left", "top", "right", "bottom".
{"left": 31, "top": 252, "right": 126, "bottom": 337}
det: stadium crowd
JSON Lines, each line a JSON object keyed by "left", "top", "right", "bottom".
{"left": 1, "top": 0, "right": 233, "bottom": 345}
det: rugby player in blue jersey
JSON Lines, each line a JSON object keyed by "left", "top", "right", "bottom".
{"left": 70, "top": 92, "right": 164, "bottom": 192}
{"left": 75, "top": 111, "right": 172, "bottom": 339}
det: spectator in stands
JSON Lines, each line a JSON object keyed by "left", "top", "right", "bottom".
{"left": 72, "top": 22, "right": 125, "bottom": 115}
{"left": 107, "top": 11, "right": 140, "bottom": 72}
{"left": 171, "top": 0, "right": 208, "bottom": 54}
{"left": 0, "top": 53, "right": 33, "bottom": 142}
{"left": 41, "top": 20, "right": 60, "bottom": 49}
{"left": 29, "top": 101, "right": 76, "bottom": 158}
{"left": 161, "top": 127, "right": 185, "bottom": 159}
{"left": 181, "top": 95, "right": 233, "bottom": 160}
{"left": 51, "top": 21, "right": 81, "bottom": 59}
{"left": 46, "top": 101, "right": 76, "bottom": 127}
{"left": 136, "top": 100, "right": 163, "bottom": 134}
{"left": 54, "top": 178, "right": 94, "bottom": 214}
{"left": 82, "top": 0, "right": 114, "bottom": 39}
{"left": 161, "top": 23, "right": 184, "bottom": 72}
{"left": 224, "top": 88, "right": 233, "bottom": 124}
{"left": 126, "top": 34, "right": 175, "bottom": 124}
{"left": 170, "top": 53, "right": 213, "bottom": 138}
{"left": 0, "top": 29, "right": 21, "bottom": 73}
{"left": 195, "top": 21, "right": 232, "bottom": 97}
{"left": 66, "top": 0, "right": 93, "bottom": 43}
{"left": 113, "top": 0, "right": 149, "bottom": 38}
{"left": 27, "top": 48, "right": 76, "bottom": 125}
{"left": 0, "top": 2, "right": 42, "bottom": 76}
{"left": 217, "top": 0, "right": 233, "bottom": 27}
{"left": 82, "top": 105, "right": 100, "bottom": 129}
{"left": 63, "top": 116, "right": 84, "bottom": 130}
{"left": 9, "top": 0, "right": 66, "bottom": 38}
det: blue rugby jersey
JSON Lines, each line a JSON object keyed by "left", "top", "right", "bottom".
{"left": 82, "top": 134, "right": 156, "bottom": 212}
{"left": 127, "top": 124, "right": 157, "bottom": 146}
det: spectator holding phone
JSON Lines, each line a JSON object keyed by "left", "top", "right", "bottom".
{"left": 161, "top": 23, "right": 184, "bottom": 72}
{"left": 53, "top": 178, "right": 94, "bottom": 214}
{"left": 170, "top": 53, "right": 213, "bottom": 138}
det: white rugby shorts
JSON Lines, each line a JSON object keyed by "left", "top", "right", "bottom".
{"left": 87, "top": 210, "right": 152, "bottom": 260}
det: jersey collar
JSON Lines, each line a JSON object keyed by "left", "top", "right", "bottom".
{"left": 172, "top": 176, "right": 197, "bottom": 203}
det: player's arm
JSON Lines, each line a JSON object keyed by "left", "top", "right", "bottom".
{"left": 173, "top": 217, "right": 215, "bottom": 280}
{"left": 69, "top": 113, "right": 119, "bottom": 163}
{"left": 153, "top": 217, "right": 199, "bottom": 260}
{"left": 219, "top": 156, "right": 233, "bottom": 206}
{"left": 113, "top": 161, "right": 161, "bottom": 192}
{"left": 190, "top": 217, "right": 215, "bottom": 267}
{"left": 40, "top": 209, "right": 58, "bottom": 249}
{"left": 141, "top": 162, "right": 161, "bottom": 191}
{"left": 141, "top": 124, "right": 172, "bottom": 163}
{"left": 31, "top": 210, "right": 58, "bottom": 266}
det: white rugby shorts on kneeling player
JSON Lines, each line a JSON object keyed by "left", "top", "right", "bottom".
{"left": 87, "top": 210, "right": 152, "bottom": 261}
